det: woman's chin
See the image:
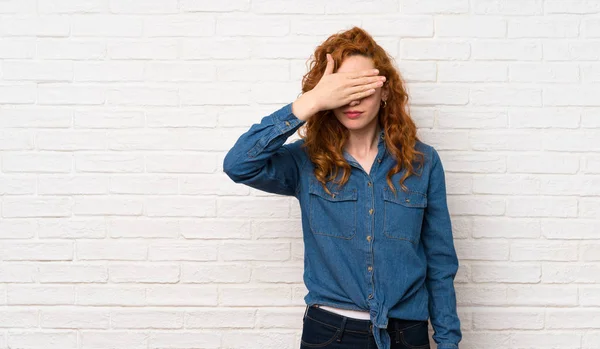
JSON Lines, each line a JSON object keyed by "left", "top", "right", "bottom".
{"left": 337, "top": 118, "right": 376, "bottom": 132}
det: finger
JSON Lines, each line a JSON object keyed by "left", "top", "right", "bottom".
{"left": 348, "top": 80, "right": 383, "bottom": 95}
{"left": 348, "top": 68, "right": 380, "bottom": 79}
{"left": 348, "top": 75, "right": 386, "bottom": 87}
{"left": 323, "top": 53, "right": 334, "bottom": 76}
{"left": 347, "top": 88, "right": 376, "bottom": 102}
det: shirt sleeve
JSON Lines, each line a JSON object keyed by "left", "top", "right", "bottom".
{"left": 222, "top": 102, "right": 306, "bottom": 197}
{"left": 420, "top": 147, "right": 462, "bottom": 349}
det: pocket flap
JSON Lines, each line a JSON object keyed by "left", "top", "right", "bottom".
{"left": 309, "top": 181, "right": 357, "bottom": 202}
{"left": 383, "top": 187, "right": 427, "bottom": 208}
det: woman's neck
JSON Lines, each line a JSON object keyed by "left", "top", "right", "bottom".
{"left": 344, "top": 124, "right": 381, "bottom": 159}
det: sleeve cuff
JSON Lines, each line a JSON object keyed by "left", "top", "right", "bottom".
{"left": 437, "top": 343, "right": 459, "bottom": 349}
{"left": 273, "top": 102, "right": 305, "bottom": 134}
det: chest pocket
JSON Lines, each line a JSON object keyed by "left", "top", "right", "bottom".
{"left": 308, "top": 182, "right": 357, "bottom": 239}
{"left": 383, "top": 187, "right": 427, "bottom": 245}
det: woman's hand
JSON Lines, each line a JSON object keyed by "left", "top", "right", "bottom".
{"left": 292, "top": 53, "right": 386, "bottom": 121}
{"left": 312, "top": 53, "right": 386, "bottom": 111}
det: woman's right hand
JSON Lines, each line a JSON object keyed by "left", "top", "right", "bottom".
{"left": 291, "top": 53, "right": 386, "bottom": 121}
{"left": 311, "top": 53, "right": 386, "bottom": 112}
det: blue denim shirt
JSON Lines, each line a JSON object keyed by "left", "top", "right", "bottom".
{"left": 223, "top": 102, "right": 462, "bottom": 349}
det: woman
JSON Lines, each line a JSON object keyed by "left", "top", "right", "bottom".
{"left": 223, "top": 27, "right": 461, "bottom": 349}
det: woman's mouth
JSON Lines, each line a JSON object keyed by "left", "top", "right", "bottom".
{"left": 344, "top": 111, "right": 363, "bottom": 119}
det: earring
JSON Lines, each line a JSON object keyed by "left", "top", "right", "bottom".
{"left": 381, "top": 100, "right": 387, "bottom": 108}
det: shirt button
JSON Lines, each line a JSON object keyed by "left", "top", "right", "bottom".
{"left": 369, "top": 208, "right": 374, "bottom": 215}
{"left": 368, "top": 266, "right": 373, "bottom": 271}
{"left": 377, "top": 158, "right": 381, "bottom": 163}
{"left": 368, "top": 294, "right": 373, "bottom": 299}
{"left": 366, "top": 235, "right": 371, "bottom": 241}
{"left": 367, "top": 182, "right": 372, "bottom": 187}
{"left": 285, "top": 121, "right": 290, "bottom": 126}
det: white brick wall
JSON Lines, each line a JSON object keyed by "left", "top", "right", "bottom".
{"left": 0, "top": 1, "right": 599, "bottom": 348}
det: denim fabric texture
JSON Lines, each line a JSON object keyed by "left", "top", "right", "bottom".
{"left": 223, "top": 102, "right": 462, "bottom": 349}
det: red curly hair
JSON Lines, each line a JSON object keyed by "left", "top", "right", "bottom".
{"left": 298, "top": 26, "right": 425, "bottom": 195}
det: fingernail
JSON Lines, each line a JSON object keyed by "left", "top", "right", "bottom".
{"left": 373, "top": 69, "right": 379, "bottom": 74}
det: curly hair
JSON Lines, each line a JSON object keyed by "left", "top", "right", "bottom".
{"left": 297, "top": 26, "right": 425, "bottom": 195}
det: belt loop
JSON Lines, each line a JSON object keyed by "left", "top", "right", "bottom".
{"left": 394, "top": 320, "right": 400, "bottom": 343}
{"left": 335, "top": 316, "right": 348, "bottom": 342}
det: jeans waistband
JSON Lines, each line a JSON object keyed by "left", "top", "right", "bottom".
{"left": 304, "top": 304, "right": 428, "bottom": 335}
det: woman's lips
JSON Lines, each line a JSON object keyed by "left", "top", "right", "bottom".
{"left": 344, "top": 112, "right": 362, "bottom": 119}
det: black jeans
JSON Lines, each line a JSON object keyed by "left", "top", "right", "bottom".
{"left": 301, "top": 304, "right": 430, "bottom": 349}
